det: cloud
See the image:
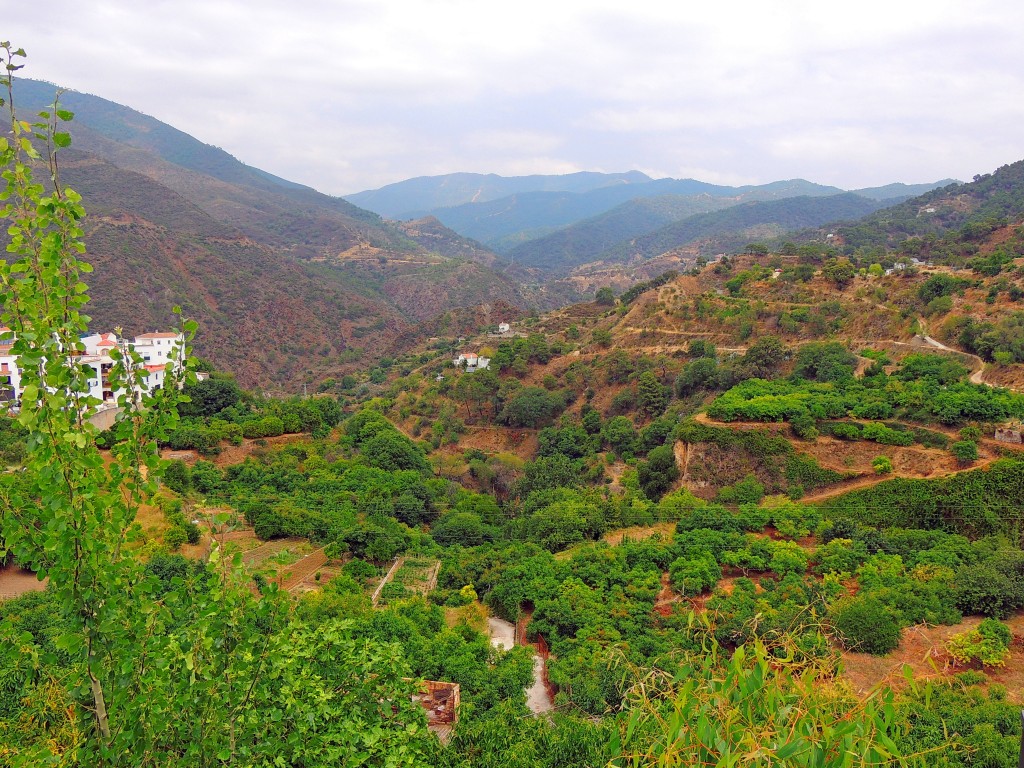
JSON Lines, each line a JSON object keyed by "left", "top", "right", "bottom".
{"left": 5, "top": 0, "right": 1024, "bottom": 193}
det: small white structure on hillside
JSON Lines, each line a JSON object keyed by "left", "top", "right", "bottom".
{"left": 453, "top": 352, "right": 490, "bottom": 372}
{"left": 497, "top": 322, "right": 510, "bottom": 334}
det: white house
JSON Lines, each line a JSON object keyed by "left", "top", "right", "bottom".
{"left": 497, "top": 322, "right": 510, "bottom": 334}
{"left": 452, "top": 352, "right": 490, "bottom": 372}
{"left": 0, "top": 328, "right": 184, "bottom": 410}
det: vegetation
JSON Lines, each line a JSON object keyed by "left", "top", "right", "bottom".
{"left": 5, "top": 46, "right": 1024, "bottom": 768}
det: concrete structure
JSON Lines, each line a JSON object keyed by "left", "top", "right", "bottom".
{"left": 497, "top": 322, "right": 510, "bottom": 334}
{"left": 0, "top": 327, "right": 184, "bottom": 411}
{"left": 995, "top": 426, "right": 1023, "bottom": 445}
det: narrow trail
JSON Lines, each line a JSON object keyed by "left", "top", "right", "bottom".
{"left": 797, "top": 454, "right": 1005, "bottom": 504}
{"left": 916, "top": 317, "right": 1005, "bottom": 390}
{"left": 371, "top": 556, "right": 405, "bottom": 606}
{"left": 487, "top": 615, "right": 554, "bottom": 715}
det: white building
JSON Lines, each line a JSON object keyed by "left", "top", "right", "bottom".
{"left": 497, "top": 322, "right": 511, "bottom": 334}
{"left": 0, "top": 328, "right": 184, "bottom": 409}
{"left": 452, "top": 352, "right": 491, "bottom": 372}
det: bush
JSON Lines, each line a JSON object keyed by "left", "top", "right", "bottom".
{"left": 164, "top": 526, "right": 188, "bottom": 551}
{"left": 669, "top": 555, "right": 721, "bottom": 595}
{"left": 830, "top": 596, "right": 902, "bottom": 655}
{"left": 163, "top": 459, "right": 192, "bottom": 494}
{"left": 871, "top": 456, "right": 893, "bottom": 475}
{"left": 954, "top": 563, "right": 1023, "bottom": 618}
{"left": 951, "top": 440, "right": 978, "bottom": 465}
{"left": 946, "top": 618, "right": 1012, "bottom": 667}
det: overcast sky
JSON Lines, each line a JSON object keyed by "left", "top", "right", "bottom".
{"left": 6, "top": 0, "right": 1024, "bottom": 195}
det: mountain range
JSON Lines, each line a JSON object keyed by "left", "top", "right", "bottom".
{"left": 8, "top": 77, "right": 1008, "bottom": 391}
{"left": 346, "top": 171, "right": 957, "bottom": 257}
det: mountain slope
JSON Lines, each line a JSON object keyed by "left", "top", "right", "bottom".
{"left": 600, "top": 193, "right": 889, "bottom": 263}
{"left": 8, "top": 79, "right": 532, "bottom": 384}
{"left": 834, "top": 161, "right": 1024, "bottom": 252}
{"left": 504, "top": 194, "right": 735, "bottom": 271}
{"left": 851, "top": 180, "right": 960, "bottom": 201}
{"left": 55, "top": 151, "right": 406, "bottom": 390}
{"left": 419, "top": 178, "right": 848, "bottom": 253}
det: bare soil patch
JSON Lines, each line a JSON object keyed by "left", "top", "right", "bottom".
{"left": 0, "top": 566, "right": 47, "bottom": 600}
{"left": 841, "top": 612, "right": 1024, "bottom": 704}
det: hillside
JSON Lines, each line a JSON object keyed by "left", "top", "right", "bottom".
{"left": 502, "top": 194, "right": 735, "bottom": 272}
{"left": 402, "top": 177, "right": 850, "bottom": 253}
{"left": 8, "top": 79, "right": 531, "bottom": 387}
{"left": 504, "top": 193, "right": 891, "bottom": 281}
{"left": 781, "top": 160, "right": 1024, "bottom": 257}
{"left": 349, "top": 171, "right": 952, "bottom": 266}
{"left": 395, "top": 216, "right": 505, "bottom": 268}
{"left": 56, "top": 151, "right": 408, "bottom": 389}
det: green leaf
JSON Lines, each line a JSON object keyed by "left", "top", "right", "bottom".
{"left": 53, "top": 132, "right": 71, "bottom": 148}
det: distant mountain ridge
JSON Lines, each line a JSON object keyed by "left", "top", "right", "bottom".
{"left": 510, "top": 193, "right": 889, "bottom": 275}
{"left": 348, "top": 172, "right": 957, "bottom": 265}
{"left": 345, "top": 170, "right": 655, "bottom": 218}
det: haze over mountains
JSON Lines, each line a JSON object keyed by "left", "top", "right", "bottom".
{"left": 346, "top": 172, "right": 957, "bottom": 276}
{"left": 9, "top": 77, "right": 1012, "bottom": 391}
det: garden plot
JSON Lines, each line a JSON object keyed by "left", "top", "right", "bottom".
{"left": 376, "top": 557, "right": 440, "bottom": 606}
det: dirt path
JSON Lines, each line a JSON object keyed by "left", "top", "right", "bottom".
{"left": 0, "top": 566, "right": 47, "bottom": 601}
{"left": 487, "top": 614, "right": 554, "bottom": 714}
{"left": 371, "top": 556, "right": 405, "bottom": 606}
{"left": 798, "top": 453, "right": 1004, "bottom": 504}
{"left": 488, "top": 616, "right": 516, "bottom": 651}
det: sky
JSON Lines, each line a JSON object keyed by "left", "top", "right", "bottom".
{"left": 6, "top": 0, "right": 1024, "bottom": 196}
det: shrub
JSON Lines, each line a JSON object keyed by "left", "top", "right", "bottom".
{"left": 871, "top": 456, "right": 893, "bottom": 475}
{"left": 163, "top": 459, "right": 192, "bottom": 494}
{"left": 719, "top": 474, "right": 765, "bottom": 506}
{"left": 669, "top": 555, "right": 721, "bottom": 595}
{"left": 769, "top": 541, "right": 810, "bottom": 577}
{"left": 954, "top": 563, "right": 1023, "bottom": 618}
{"left": 164, "top": 526, "right": 188, "bottom": 551}
{"left": 951, "top": 440, "right": 978, "bottom": 465}
{"left": 814, "top": 539, "right": 870, "bottom": 576}
{"left": 829, "top": 596, "right": 901, "bottom": 655}
{"left": 946, "top": 618, "right": 1012, "bottom": 667}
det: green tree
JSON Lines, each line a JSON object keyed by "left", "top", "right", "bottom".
{"left": 822, "top": 257, "right": 856, "bottom": 287}
{"left": 178, "top": 376, "right": 242, "bottom": 419}
{"left": 741, "top": 335, "right": 787, "bottom": 378}
{"left": 636, "top": 371, "right": 668, "bottom": 417}
{"left": 791, "top": 341, "right": 856, "bottom": 382}
{"left": 951, "top": 440, "right": 978, "bottom": 465}
{"left": 0, "top": 51, "right": 432, "bottom": 766}
{"left": 637, "top": 444, "right": 679, "bottom": 500}
{"left": 595, "top": 286, "right": 616, "bottom": 306}
{"left": 830, "top": 596, "right": 902, "bottom": 655}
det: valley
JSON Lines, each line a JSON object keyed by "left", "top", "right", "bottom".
{"left": 6, "top": 62, "right": 1024, "bottom": 767}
